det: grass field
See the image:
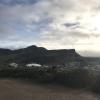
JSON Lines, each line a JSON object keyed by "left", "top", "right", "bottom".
{"left": 0, "top": 78, "right": 99, "bottom": 100}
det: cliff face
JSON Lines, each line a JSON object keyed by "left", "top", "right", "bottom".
{"left": 0, "top": 45, "right": 83, "bottom": 66}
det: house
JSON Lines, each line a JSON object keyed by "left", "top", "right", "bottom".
{"left": 9, "top": 63, "right": 18, "bottom": 68}
{"left": 26, "top": 63, "right": 42, "bottom": 68}
{"left": 43, "top": 65, "right": 49, "bottom": 68}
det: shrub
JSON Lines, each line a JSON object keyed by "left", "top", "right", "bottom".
{"left": 0, "top": 66, "right": 94, "bottom": 89}
{"left": 91, "top": 74, "right": 100, "bottom": 93}
{"left": 54, "top": 68, "right": 93, "bottom": 88}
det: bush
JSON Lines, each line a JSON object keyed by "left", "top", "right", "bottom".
{"left": 0, "top": 67, "right": 94, "bottom": 89}
{"left": 91, "top": 74, "right": 100, "bottom": 93}
{"left": 54, "top": 68, "right": 93, "bottom": 88}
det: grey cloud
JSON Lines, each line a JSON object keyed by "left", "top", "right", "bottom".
{"left": 68, "top": 31, "right": 90, "bottom": 38}
{"left": 64, "top": 22, "right": 80, "bottom": 28}
{"left": 0, "top": 40, "right": 38, "bottom": 50}
{"left": 0, "top": 0, "right": 38, "bottom": 5}
{"left": 0, "top": 24, "right": 15, "bottom": 39}
{"left": 79, "top": 50, "right": 100, "bottom": 57}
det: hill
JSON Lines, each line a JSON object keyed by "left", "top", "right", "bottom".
{"left": 0, "top": 45, "right": 86, "bottom": 68}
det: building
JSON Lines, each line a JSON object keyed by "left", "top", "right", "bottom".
{"left": 26, "top": 63, "right": 41, "bottom": 68}
{"left": 9, "top": 63, "right": 18, "bottom": 68}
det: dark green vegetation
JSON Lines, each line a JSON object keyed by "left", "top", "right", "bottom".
{"left": 0, "top": 67, "right": 92, "bottom": 88}
{"left": 0, "top": 66, "right": 100, "bottom": 93}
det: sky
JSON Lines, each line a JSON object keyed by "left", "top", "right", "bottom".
{"left": 0, "top": 0, "right": 100, "bottom": 57}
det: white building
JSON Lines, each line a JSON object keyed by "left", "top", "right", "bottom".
{"left": 42, "top": 65, "right": 49, "bottom": 68}
{"left": 9, "top": 63, "right": 18, "bottom": 68}
{"left": 26, "top": 63, "right": 42, "bottom": 68}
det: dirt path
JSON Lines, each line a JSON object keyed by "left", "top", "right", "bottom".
{"left": 0, "top": 79, "right": 99, "bottom": 100}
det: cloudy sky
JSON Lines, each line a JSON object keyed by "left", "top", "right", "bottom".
{"left": 0, "top": 0, "right": 100, "bottom": 56}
